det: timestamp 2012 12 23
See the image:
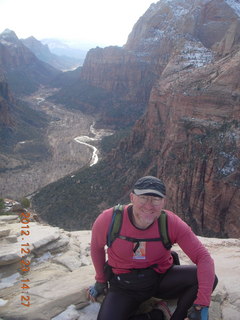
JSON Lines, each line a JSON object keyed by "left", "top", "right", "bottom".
{"left": 20, "top": 211, "right": 31, "bottom": 307}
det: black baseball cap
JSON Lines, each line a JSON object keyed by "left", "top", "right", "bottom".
{"left": 133, "top": 176, "right": 166, "bottom": 198}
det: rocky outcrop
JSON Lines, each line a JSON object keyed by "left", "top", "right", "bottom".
{"left": 81, "top": 46, "right": 156, "bottom": 102}
{"left": 0, "top": 215, "right": 239, "bottom": 320}
{"left": 125, "top": 0, "right": 240, "bottom": 55}
{"left": 0, "top": 214, "right": 94, "bottom": 319}
{"left": 78, "top": 0, "right": 240, "bottom": 125}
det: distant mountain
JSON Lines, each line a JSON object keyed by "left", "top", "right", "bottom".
{"left": 22, "top": 36, "right": 83, "bottom": 71}
{"left": 0, "top": 32, "right": 52, "bottom": 161}
{"left": 0, "top": 29, "right": 61, "bottom": 94}
{"left": 33, "top": 0, "right": 240, "bottom": 238}
{"left": 41, "top": 38, "right": 89, "bottom": 61}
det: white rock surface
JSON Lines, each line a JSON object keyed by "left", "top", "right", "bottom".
{"left": 0, "top": 215, "right": 239, "bottom": 320}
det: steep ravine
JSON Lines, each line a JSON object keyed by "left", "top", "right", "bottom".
{"left": 0, "top": 88, "right": 99, "bottom": 199}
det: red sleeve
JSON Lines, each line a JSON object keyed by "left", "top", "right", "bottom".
{"left": 90, "top": 208, "right": 113, "bottom": 282}
{"left": 168, "top": 211, "right": 215, "bottom": 306}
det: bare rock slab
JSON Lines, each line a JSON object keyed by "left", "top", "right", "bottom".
{"left": 0, "top": 265, "right": 95, "bottom": 320}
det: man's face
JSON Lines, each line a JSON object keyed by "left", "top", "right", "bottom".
{"left": 130, "top": 193, "right": 165, "bottom": 229}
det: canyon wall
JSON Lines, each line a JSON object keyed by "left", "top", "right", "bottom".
{"left": 107, "top": 0, "right": 240, "bottom": 237}
{"left": 87, "top": 0, "right": 240, "bottom": 237}
{"left": 122, "top": 49, "right": 240, "bottom": 237}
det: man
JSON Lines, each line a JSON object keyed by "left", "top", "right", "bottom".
{"left": 88, "top": 176, "right": 218, "bottom": 320}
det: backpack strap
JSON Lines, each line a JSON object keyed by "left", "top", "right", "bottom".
{"left": 159, "top": 210, "right": 172, "bottom": 250}
{"left": 107, "top": 205, "right": 172, "bottom": 250}
{"left": 107, "top": 204, "right": 124, "bottom": 247}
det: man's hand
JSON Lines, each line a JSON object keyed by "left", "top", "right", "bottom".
{"left": 186, "top": 305, "right": 209, "bottom": 320}
{"left": 86, "top": 282, "right": 108, "bottom": 302}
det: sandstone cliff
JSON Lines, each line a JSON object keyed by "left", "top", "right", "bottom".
{"left": 52, "top": 44, "right": 154, "bottom": 127}
{"left": 0, "top": 213, "right": 239, "bottom": 320}
{"left": 76, "top": 0, "right": 240, "bottom": 125}
{"left": 132, "top": 50, "right": 240, "bottom": 238}
{"left": 113, "top": 0, "right": 240, "bottom": 238}
{"left": 81, "top": 45, "right": 156, "bottom": 102}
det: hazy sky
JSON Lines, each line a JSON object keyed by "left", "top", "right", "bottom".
{"left": 0, "top": 0, "right": 157, "bottom": 47}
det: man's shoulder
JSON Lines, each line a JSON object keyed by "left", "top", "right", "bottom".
{"left": 102, "top": 206, "right": 115, "bottom": 215}
{"left": 162, "top": 209, "right": 176, "bottom": 220}
{"left": 102, "top": 204, "right": 130, "bottom": 215}
{"left": 92, "top": 207, "right": 114, "bottom": 232}
{"left": 162, "top": 209, "right": 186, "bottom": 226}
{"left": 98, "top": 204, "right": 130, "bottom": 224}
{"left": 97, "top": 207, "right": 114, "bottom": 222}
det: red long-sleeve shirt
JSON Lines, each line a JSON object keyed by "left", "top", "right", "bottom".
{"left": 91, "top": 205, "right": 215, "bottom": 306}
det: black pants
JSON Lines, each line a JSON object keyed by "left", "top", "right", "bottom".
{"left": 97, "top": 265, "right": 218, "bottom": 320}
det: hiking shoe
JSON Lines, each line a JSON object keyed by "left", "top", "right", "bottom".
{"left": 154, "top": 300, "right": 172, "bottom": 320}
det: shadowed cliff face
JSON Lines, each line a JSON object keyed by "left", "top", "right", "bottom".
{"left": 79, "top": 46, "right": 157, "bottom": 126}
{"left": 81, "top": 46, "right": 156, "bottom": 100}
{"left": 0, "top": 73, "right": 14, "bottom": 127}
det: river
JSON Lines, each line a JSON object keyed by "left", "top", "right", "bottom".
{"left": 0, "top": 87, "right": 113, "bottom": 199}
{"left": 74, "top": 123, "right": 113, "bottom": 166}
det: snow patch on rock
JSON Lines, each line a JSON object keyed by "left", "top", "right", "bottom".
{"left": 225, "top": 0, "right": 240, "bottom": 17}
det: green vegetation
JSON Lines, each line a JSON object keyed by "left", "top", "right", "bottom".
{"left": 0, "top": 198, "right": 5, "bottom": 213}
{"left": 0, "top": 99, "right": 50, "bottom": 157}
{"left": 16, "top": 141, "right": 50, "bottom": 161}
{"left": 20, "top": 197, "right": 30, "bottom": 209}
{"left": 0, "top": 199, "right": 13, "bottom": 216}
{"left": 7, "top": 70, "right": 38, "bottom": 95}
{"left": 49, "top": 79, "right": 111, "bottom": 112}
{"left": 7, "top": 63, "right": 60, "bottom": 95}
{"left": 49, "top": 80, "right": 147, "bottom": 129}
{"left": 100, "top": 127, "right": 131, "bottom": 153}
{"left": 32, "top": 116, "right": 240, "bottom": 238}
{"left": 32, "top": 128, "right": 160, "bottom": 231}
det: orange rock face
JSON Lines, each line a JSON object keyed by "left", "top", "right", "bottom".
{"left": 148, "top": 53, "right": 240, "bottom": 238}
{"left": 103, "top": 0, "right": 240, "bottom": 237}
